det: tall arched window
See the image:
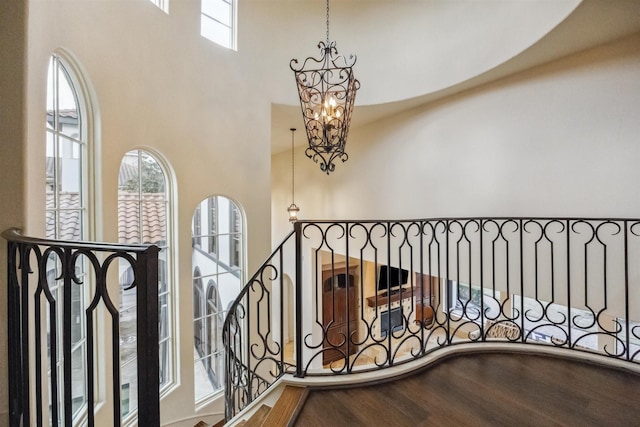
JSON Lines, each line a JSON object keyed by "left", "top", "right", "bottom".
{"left": 118, "top": 149, "right": 174, "bottom": 418}
{"left": 192, "top": 196, "right": 245, "bottom": 402}
{"left": 45, "top": 52, "right": 93, "bottom": 423}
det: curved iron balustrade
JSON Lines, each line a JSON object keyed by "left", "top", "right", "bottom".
{"left": 223, "top": 218, "right": 640, "bottom": 420}
{"left": 3, "top": 228, "right": 160, "bottom": 427}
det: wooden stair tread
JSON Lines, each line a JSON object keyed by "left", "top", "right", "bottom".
{"left": 243, "top": 404, "right": 271, "bottom": 427}
{"left": 260, "top": 385, "right": 308, "bottom": 427}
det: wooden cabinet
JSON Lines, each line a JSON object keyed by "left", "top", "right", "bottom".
{"left": 322, "top": 266, "right": 358, "bottom": 365}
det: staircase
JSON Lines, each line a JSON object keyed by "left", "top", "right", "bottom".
{"left": 237, "top": 386, "right": 307, "bottom": 427}
{"left": 198, "top": 386, "right": 307, "bottom": 427}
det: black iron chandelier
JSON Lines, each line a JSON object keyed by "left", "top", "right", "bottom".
{"left": 290, "top": 0, "right": 360, "bottom": 175}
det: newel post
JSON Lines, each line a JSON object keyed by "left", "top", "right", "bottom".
{"left": 135, "top": 244, "right": 160, "bottom": 426}
{"left": 294, "top": 221, "right": 303, "bottom": 378}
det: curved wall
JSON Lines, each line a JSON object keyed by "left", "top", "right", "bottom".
{"left": 272, "top": 32, "right": 640, "bottom": 239}
{"left": 246, "top": 0, "right": 580, "bottom": 106}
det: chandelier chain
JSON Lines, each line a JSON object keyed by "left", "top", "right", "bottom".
{"left": 291, "top": 128, "right": 296, "bottom": 203}
{"left": 326, "top": 0, "right": 330, "bottom": 45}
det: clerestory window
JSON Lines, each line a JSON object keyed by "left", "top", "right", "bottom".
{"left": 201, "top": 0, "right": 237, "bottom": 50}
{"left": 148, "top": 0, "right": 169, "bottom": 13}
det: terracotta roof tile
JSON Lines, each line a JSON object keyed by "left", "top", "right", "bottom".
{"left": 118, "top": 192, "right": 166, "bottom": 245}
{"left": 45, "top": 190, "right": 166, "bottom": 244}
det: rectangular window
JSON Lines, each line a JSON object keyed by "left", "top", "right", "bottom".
{"left": 148, "top": 0, "right": 169, "bottom": 13}
{"left": 201, "top": 0, "right": 236, "bottom": 50}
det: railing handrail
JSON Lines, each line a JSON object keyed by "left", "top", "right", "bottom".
{"left": 4, "top": 227, "right": 160, "bottom": 426}
{"left": 2, "top": 227, "right": 155, "bottom": 253}
{"left": 222, "top": 229, "right": 295, "bottom": 337}
{"left": 223, "top": 216, "right": 640, "bottom": 421}
{"left": 292, "top": 216, "right": 640, "bottom": 223}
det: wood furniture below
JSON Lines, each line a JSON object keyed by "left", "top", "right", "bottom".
{"left": 322, "top": 266, "right": 358, "bottom": 365}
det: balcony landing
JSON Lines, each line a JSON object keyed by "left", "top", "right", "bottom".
{"left": 293, "top": 352, "right": 640, "bottom": 426}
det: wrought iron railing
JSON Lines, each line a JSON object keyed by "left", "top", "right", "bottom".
{"left": 224, "top": 218, "right": 640, "bottom": 420}
{"left": 3, "top": 228, "right": 160, "bottom": 427}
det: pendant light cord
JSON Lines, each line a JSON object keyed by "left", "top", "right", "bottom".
{"left": 291, "top": 128, "right": 296, "bottom": 204}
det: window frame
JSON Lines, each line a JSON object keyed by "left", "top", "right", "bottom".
{"left": 200, "top": 0, "right": 237, "bottom": 51}
{"left": 148, "top": 0, "right": 169, "bottom": 13}
{"left": 45, "top": 51, "right": 98, "bottom": 426}
{"left": 192, "top": 195, "right": 245, "bottom": 403}
{"left": 117, "top": 149, "right": 177, "bottom": 421}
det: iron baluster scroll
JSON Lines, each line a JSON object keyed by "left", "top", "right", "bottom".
{"left": 290, "top": 0, "right": 360, "bottom": 174}
{"left": 3, "top": 228, "right": 160, "bottom": 427}
{"left": 223, "top": 217, "right": 640, "bottom": 421}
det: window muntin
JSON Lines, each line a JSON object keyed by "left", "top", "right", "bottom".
{"left": 118, "top": 150, "right": 173, "bottom": 419}
{"left": 201, "top": 0, "right": 237, "bottom": 50}
{"left": 192, "top": 196, "right": 244, "bottom": 402}
{"left": 230, "top": 203, "right": 241, "bottom": 269}
{"left": 45, "top": 54, "right": 90, "bottom": 423}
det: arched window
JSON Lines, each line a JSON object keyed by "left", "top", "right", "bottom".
{"left": 118, "top": 149, "right": 174, "bottom": 418}
{"left": 45, "top": 52, "right": 94, "bottom": 423}
{"left": 192, "top": 196, "right": 244, "bottom": 402}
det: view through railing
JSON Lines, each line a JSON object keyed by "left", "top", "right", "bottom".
{"left": 224, "top": 218, "right": 640, "bottom": 420}
{"left": 3, "top": 228, "right": 160, "bottom": 427}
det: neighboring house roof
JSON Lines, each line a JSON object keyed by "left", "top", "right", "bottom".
{"left": 46, "top": 191, "right": 166, "bottom": 245}
{"left": 118, "top": 192, "right": 167, "bottom": 245}
{"left": 46, "top": 191, "right": 83, "bottom": 241}
{"left": 46, "top": 109, "right": 79, "bottom": 126}
{"left": 45, "top": 157, "right": 138, "bottom": 186}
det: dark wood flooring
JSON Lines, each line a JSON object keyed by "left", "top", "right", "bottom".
{"left": 293, "top": 352, "right": 640, "bottom": 427}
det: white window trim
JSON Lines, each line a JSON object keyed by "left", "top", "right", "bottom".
{"left": 117, "top": 148, "right": 179, "bottom": 424}
{"left": 201, "top": 0, "right": 238, "bottom": 51}
{"left": 46, "top": 50, "right": 100, "bottom": 426}
{"left": 191, "top": 195, "right": 246, "bottom": 404}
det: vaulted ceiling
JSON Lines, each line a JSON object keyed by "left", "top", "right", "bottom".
{"left": 258, "top": 0, "right": 640, "bottom": 153}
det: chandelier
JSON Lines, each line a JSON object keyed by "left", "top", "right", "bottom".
{"left": 290, "top": 0, "right": 360, "bottom": 174}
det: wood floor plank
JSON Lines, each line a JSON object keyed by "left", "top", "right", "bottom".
{"left": 293, "top": 352, "right": 640, "bottom": 426}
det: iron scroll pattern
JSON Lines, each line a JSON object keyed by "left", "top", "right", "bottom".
{"left": 3, "top": 228, "right": 160, "bottom": 427}
{"left": 223, "top": 231, "right": 296, "bottom": 419}
{"left": 223, "top": 218, "right": 640, "bottom": 420}
{"left": 290, "top": 41, "right": 360, "bottom": 174}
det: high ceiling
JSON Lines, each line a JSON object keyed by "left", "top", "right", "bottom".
{"left": 259, "top": 0, "right": 640, "bottom": 153}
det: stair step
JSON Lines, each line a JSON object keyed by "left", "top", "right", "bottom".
{"left": 194, "top": 421, "right": 210, "bottom": 427}
{"left": 260, "top": 385, "right": 308, "bottom": 427}
{"left": 243, "top": 404, "right": 271, "bottom": 427}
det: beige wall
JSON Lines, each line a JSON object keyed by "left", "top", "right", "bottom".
{"left": 3, "top": 0, "right": 640, "bottom": 424}
{"left": 0, "top": 1, "right": 28, "bottom": 423}
{"left": 17, "top": 0, "right": 272, "bottom": 424}
{"left": 273, "top": 32, "right": 640, "bottom": 229}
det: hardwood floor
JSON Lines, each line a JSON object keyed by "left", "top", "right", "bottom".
{"left": 293, "top": 352, "right": 640, "bottom": 426}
